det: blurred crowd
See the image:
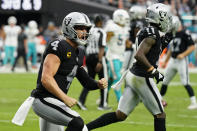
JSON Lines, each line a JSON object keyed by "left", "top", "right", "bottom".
{"left": 90, "top": 0, "right": 197, "bottom": 32}
{"left": 0, "top": 0, "right": 197, "bottom": 73}
{"left": 88, "top": 0, "right": 197, "bottom": 67}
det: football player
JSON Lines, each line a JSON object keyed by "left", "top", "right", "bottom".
{"left": 86, "top": 3, "right": 173, "bottom": 131}
{"left": 122, "top": 5, "right": 148, "bottom": 73}
{"left": 31, "top": 12, "right": 107, "bottom": 131}
{"left": 160, "top": 16, "right": 197, "bottom": 110}
{"left": 105, "top": 9, "right": 130, "bottom": 102}
{"left": 25, "top": 20, "right": 39, "bottom": 68}
{"left": 3, "top": 16, "right": 21, "bottom": 67}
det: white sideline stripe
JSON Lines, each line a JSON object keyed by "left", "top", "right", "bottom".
{"left": 169, "top": 82, "right": 197, "bottom": 86}
{"left": 0, "top": 98, "right": 19, "bottom": 103}
{"left": 178, "top": 114, "right": 197, "bottom": 119}
{"left": 0, "top": 120, "right": 10, "bottom": 123}
{"left": 0, "top": 118, "right": 38, "bottom": 123}
{"left": 124, "top": 121, "right": 197, "bottom": 128}
{"left": 159, "top": 68, "right": 197, "bottom": 73}
{"left": 1, "top": 112, "right": 36, "bottom": 117}
{"left": 1, "top": 118, "right": 197, "bottom": 128}
{"left": 1, "top": 119, "right": 197, "bottom": 128}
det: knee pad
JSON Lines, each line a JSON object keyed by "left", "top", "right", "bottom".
{"left": 68, "top": 117, "right": 84, "bottom": 130}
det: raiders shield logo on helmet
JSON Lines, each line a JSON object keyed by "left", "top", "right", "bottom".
{"left": 64, "top": 17, "right": 72, "bottom": 26}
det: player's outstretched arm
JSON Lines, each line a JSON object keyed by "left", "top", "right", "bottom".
{"left": 97, "top": 78, "right": 108, "bottom": 89}
{"left": 177, "top": 45, "right": 195, "bottom": 59}
{"left": 41, "top": 54, "right": 77, "bottom": 107}
{"left": 77, "top": 67, "right": 107, "bottom": 90}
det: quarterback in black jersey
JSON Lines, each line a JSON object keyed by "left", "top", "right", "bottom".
{"left": 31, "top": 12, "right": 107, "bottom": 131}
{"left": 160, "top": 16, "right": 197, "bottom": 110}
{"left": 86, "top": 3, "right": 172, "bottom": 131}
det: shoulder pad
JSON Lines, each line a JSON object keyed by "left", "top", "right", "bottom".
{"left": 141, "top": 27, "right": 157, "bottom": 39}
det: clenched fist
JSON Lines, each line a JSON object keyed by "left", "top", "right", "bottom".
{"left": 97, "top": 78, "right": 108, "bottom": 89}
{"left": 63, "top": 96, "right": 77, "bottom": 108}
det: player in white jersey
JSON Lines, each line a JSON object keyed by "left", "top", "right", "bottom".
{"left": 25, "top": 20, "right": 39, "bottom": 68}
{"left": 3, "top": 16, "right": 21, "bottom": 66}
{"left": 105, "top": 9, "right": 131, "bottom": 102}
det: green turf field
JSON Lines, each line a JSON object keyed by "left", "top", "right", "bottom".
{"left": 0, "top": 73, "right": 197, "bottom": 131}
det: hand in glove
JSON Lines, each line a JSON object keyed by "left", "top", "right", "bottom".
{"left": 148, "top": 68, "right": 164, "bottom": 84}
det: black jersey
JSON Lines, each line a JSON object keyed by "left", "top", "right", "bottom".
{"left": 31, "top": 39, "right": 98, "bottom": 99}
{"left": 170, "top": 30, "right": 194, "bottom": 58}
{"left": 131, "top": 26, "right": 162, "bottom": 77}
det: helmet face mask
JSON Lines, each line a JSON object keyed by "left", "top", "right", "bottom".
{"left": 113, "top": 9, "right": 130, "bottom": 26}
{"left": 146, "top": 3, "right": 172, "bottom": 32}
{"left": 62, "top": 12, "right": 92, "bottom": 46}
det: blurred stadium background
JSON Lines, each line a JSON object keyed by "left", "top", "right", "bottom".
{"left": 0, "top": 0, "right": 197, "bottom": 72}
{"left": 0, "top": 0, "right": 197, "bottom": 131}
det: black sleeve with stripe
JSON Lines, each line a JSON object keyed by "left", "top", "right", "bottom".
{"left": 76, "top": 67, "right": 99, "bottom": 90}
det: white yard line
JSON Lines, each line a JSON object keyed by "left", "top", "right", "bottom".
{"left": 0, "top": 118, "right": 197, "bottom": 128}
{"left": 1, "top": 112, "right": 36, "bottom": 117}
{"left": 0, "top": 98, "right": 19, "bottom": 103}
{"left": 169, "top": 82, "right": 197, "bottom": 86}
{"left": 0, "top": 120, "right": 10, "bottom": 123}
{"left": 124, "top": 121, "right": 197, "bottom": 128}
{"left": 159, "top": 68, "right": 197, "bottom": 73}
{"left": 178, "top": 114, "right": 197, "bottom": 119}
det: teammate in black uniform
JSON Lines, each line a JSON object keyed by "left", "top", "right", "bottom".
{"left": 86, "top": 3, "right": 172, "bottom": 131}
{"left": 160, "top": 16, "right": 197, "bottom": 110}
{"left": 31, "top": 12, "right": 107, "bottom": 131}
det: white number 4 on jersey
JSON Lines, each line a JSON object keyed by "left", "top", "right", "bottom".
{"left": 51, "top": 41, "right": 59, "bottom": 50}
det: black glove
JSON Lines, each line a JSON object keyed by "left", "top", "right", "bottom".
{"left": 149, "top": 69, "right": 164, "bottom": 84}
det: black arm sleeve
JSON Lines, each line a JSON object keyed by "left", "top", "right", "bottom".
{"left": 76, "top": 67, "right": 99, "bottom": 90}
{"left": 184, "top": 33, "right": 194, "bottom": 46}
